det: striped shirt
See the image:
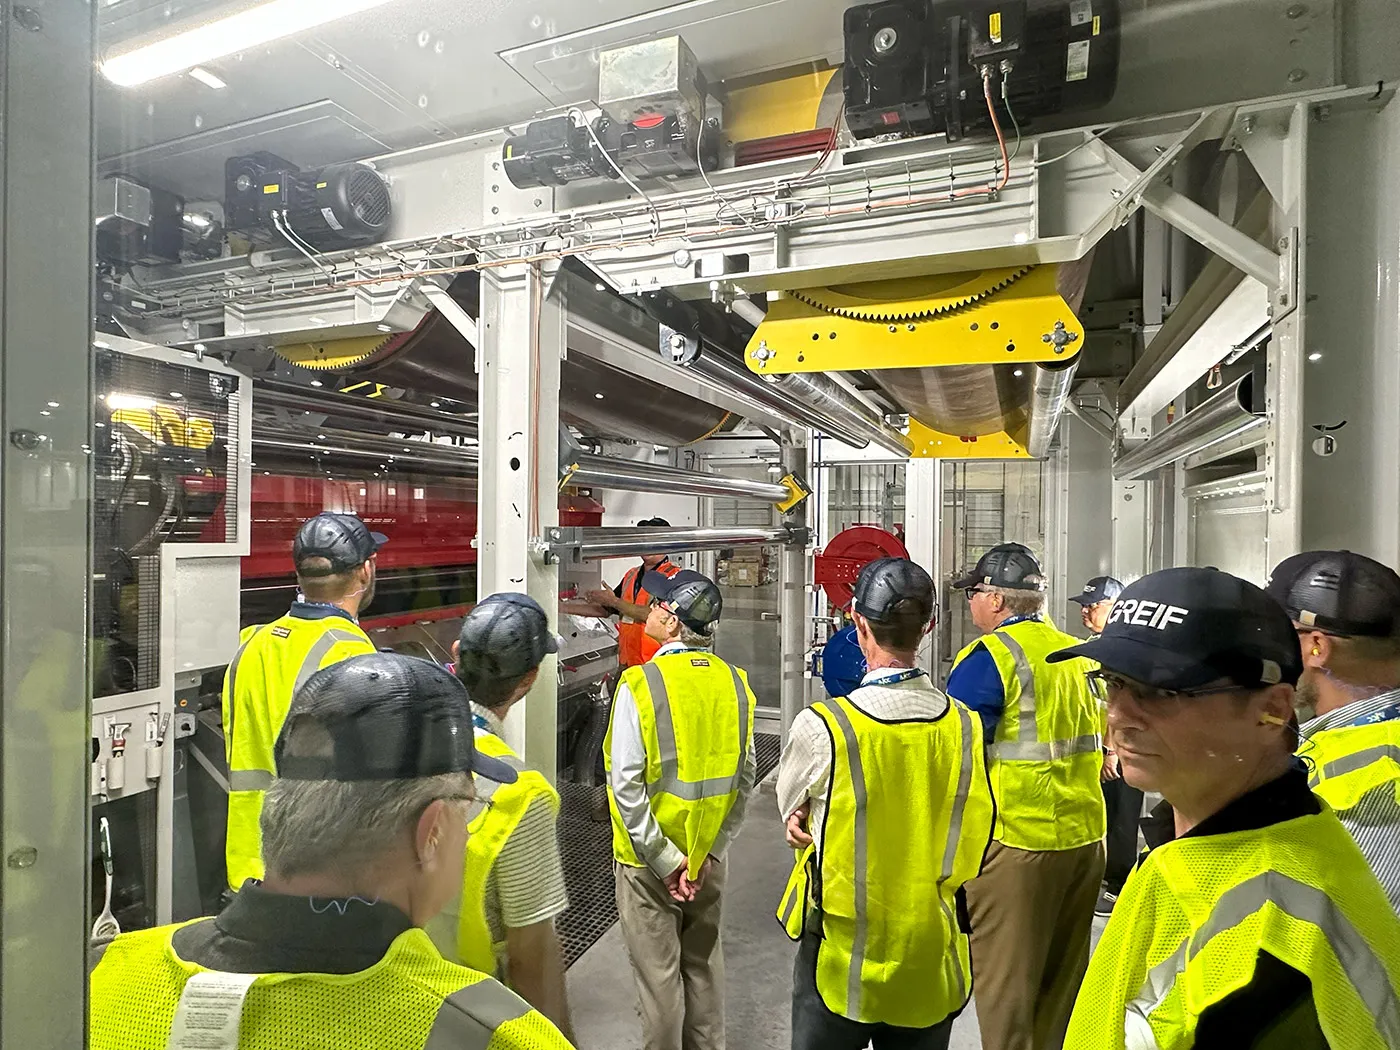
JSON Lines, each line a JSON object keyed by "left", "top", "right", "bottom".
{"left": 426, "top": 704, "right": 569, "bottom": 974}
{"left": 1301, "top": 688, "right": 1400, "bottom": 913}
{"left": 776, "top": 668, "right": 951, "bottom": 857}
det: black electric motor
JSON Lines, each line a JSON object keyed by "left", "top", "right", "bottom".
{"left": 844, "top": 0, "right": 1120, "bottom": 142}
{"left": 224, "top": 152, "right": 393, "bottom": 250}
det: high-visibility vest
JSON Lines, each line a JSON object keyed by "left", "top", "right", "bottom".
{"left": 953, "top": 619, "right": 1105, "bottom": 851}
{"left": 775, "top": 692, "right": 994, "bottom": 1028}
{"left": 604, "top": 650, "right": 755, "bottom": 879}
{"left": 1065, "top": 808, "right": 1400, "bottom": 1050}
{"left": 1306, "top": 716, "right": 1400, "bottom": 811}
{"left": 451, "top": 730, "right": 561, "bottom": 976}
{"left": 221, "top": 612, "right": 374, "bottom": 889}
{"left": 89, "top": 919, "right": 575, "bottom": 1050}
{"left": 615, "top": 561, "right": 681, "bottom": 667}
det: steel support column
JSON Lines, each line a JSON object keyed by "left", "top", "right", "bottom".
{"left": 903, "top": 459, "right": 941, "bottom": 673}
{"left": 477, "top": 266, "right": 561, "bottom": 771}
{"left": 0, "top": 4, "right": 95, "bottom": 1047}
{"left": 779, "top": 433, "right": 811, "bottom": 741}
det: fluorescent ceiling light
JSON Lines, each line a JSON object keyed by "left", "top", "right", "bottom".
{"left": 187, "top": 66, "right": 227, "bottom": 90}
{"left": 101, "top": 0, "right": 401, "bottom": 87}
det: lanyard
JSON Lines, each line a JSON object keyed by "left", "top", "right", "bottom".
{"left": 864, "top": 668, "right": 926, "bottom": 687}
{"left": 471, "top": 713, "right": 492, "bottom": 732}
{"left": 1347, "top": 697, "right": 1400, "bottom": 728}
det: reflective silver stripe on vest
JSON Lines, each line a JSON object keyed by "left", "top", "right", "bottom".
{"left": 1125, "top": 870, "right": 1400, "bottom": 1048}
{"left": 937, "top": 702, "right": 978, "bottom": 1003}
{"left": 825, "top": 701, "right": 869, "bottom": 1019}
{"left": 422, "top": 979, "right": 532, "bottom": 1050}
{"left": 223, "top": 628, "right": 264, "bottom": 745}
{"left": 293, "top": 628, "right": 369, "bottom": 696}
{"left": 779, "top": 880, "right": 803, "bottom": 930}
{"left": 641, "top": 661, "right": 748, "bottom": 802}
{"left": 989, "top": 734, "right": 1102, "bottom": 762}
{"left": 987, "top": 630, "right": 1102, "bottom": 763}
{"left": 1311, "top": 744, "right": 1400, "bottom": 787}
{"left": 227, "top": 769, "right": 273, "bottom": 792}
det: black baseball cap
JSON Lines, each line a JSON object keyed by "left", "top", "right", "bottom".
{"left": 637, "top": 517, "right": 671, "bottom": 527}
{"left": 275, "top": 652, "right": 518, "bottom": 784}
{"left": 1070, "top": 576, "right": 1125, "bottom": 606}
{"left": 1266, "top": 550, "right": 1400, "bottom": 638}
{"left": 457, "top": 593, "right": 563, "bottom": 681}
{"left": 642, "top": 568, "right": 723, "bottom": 632}
{"left": 293, "top": 512, "right": 387, "bottom": 576}
{"left": 953, "top": 543, "right": 1045, "bottom": 592}
{"left": 1048, "top": 567, "right": 1302, "bottom": 690}
{"left": 853, "top": 558, "right": 935, "bottom": 624}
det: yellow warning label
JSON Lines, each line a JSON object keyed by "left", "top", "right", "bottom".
{"left": 316, "top": 181, "right": 327, "bottom": 189}
{"left": 1092, "top": 14, "right": 1101, "bottom": 34}
{"left": 990, "top": 11, "right": 1003, "bottom": 42}
{"left": 262, "top": 184, "right": 279, "bottom": 195}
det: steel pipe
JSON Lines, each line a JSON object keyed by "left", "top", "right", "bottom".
{"left": 253, "top": 428, "right": 478, "bottom": 479}
{"left": 567, "top": 453, "right": 791, "bottom": 503}
{"left": 762, "top": 371, "right": 913, "bottom": 457}
{"left": 548, "top": 525, "right": 805, "bottom": 561}
{"left": 1026, "top": 360, "right": 1080, "bottom": 459}
{"left": 1113, "top": 373, "right": 1263, "bottom": 481}
{"left": 255, "top": 380, "right": 479, "bottom": 439}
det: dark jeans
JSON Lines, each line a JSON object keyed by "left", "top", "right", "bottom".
{"left": 791, "top": 933, "right": 956, "bottom": 1050}
{"left": 1102, "top": 776, "right": 1144, "bottom": 894}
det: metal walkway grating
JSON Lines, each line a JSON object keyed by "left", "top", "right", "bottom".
{"left": 556, "top": 732, "right": 783, "bottom": 967}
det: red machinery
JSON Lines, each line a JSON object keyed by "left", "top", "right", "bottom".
{"left": 813, "top": 524, "right": 910, "bottom": 612}
{"left": 201, "top": 474, "right": 603, "bottom": 633}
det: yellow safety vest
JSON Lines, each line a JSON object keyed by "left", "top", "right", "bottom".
{"left": 89, "top": 919, "right": 574, "bottom": 1050}
{"left": 221, "top": 612, "right": 374, "bottom": 889}
{"left": 604, "top": 650, "right": 756, "bottom": 879}
{"left": 1306, "top": 717, "right": 1400, "bottom": 812}
{"left": 454, "top": 730, "right": 560, "bottom": 976}
{"left": 953, "top": 619, "right": 1105, "bottom": 851}
{"left": 1064, "top": 808, "right": 1400, "bottom": 1050}
{"left": 776, "top": 692, "right": 994, "bottom": 1028}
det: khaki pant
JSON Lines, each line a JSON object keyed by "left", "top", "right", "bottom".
{"left": 965, "top": 839, "right": 1106, "bottom": 1050}
{"left": 616, "top": 859, "right": 727, "bottom": 1050}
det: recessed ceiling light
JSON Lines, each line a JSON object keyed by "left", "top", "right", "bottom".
{"left": 47, "top": 401, "right": 59, "bottom": 408}
{"left": 39, "top": 410, "right": 50, "bottom": 417}
{"left": 170, "top": 391, "right": 184, "bottom": 398}
{"left": 187, "top": 67, "right": 227, "bottom": 90}
{"left": 594, "top": 392, "right": 605, "bottom": 399}
{"left": 310, "top": 379, "right": 323, "bottom": 387}
{"left": 101, "top": 0, "right": 403, "bottom": 86}
{"left": 1013, "top": 368, "right": 1024, "bottom": 377}
{"left": 1308, "top": 352, "right": 1323, "bottom": 361}
{"left": 430, "top": 401, "right": 441, "bottom": 408}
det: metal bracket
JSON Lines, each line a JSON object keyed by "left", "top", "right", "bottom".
{"left": 1273, "top": 226, "right": 1300, "bottom": 321}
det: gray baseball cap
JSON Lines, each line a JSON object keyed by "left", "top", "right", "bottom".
{"left": 456, "top": 593, "right": 563, "bottom": 681}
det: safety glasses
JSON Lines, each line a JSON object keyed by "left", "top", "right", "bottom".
{"left": 965, "top": 587, "right": 992, "bottom": 601}
{"left": 1085, "top": 669, "right": 1257, "bottom": 704}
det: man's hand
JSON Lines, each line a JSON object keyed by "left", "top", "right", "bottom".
{"left": 679, "top": 856, "right": 715, "bottom": 900}
{"left": 585, "top": 589, "right": 618, "bottom": 612}
{"left": 664, "top": 862, "right": 690, "bottom": 902}
{"left": 1101, "top": 751, "right": 1121, "bottom": 782}
{"left": 785, "top": 805, "right": 813, "bottom": 849}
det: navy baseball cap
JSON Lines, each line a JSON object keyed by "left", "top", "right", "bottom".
{"left": 853, "top": 558, "right": 935, "bottom": 624}
{"left": 953, "top": 543, "right": 1045, "bottom": 592}
{"left": 1070, "top": 576, "right": 1125, "bottom": 606}
{"left": 457, "top": 593, "right": 563, "bottom": 681}
{"left": 293, "top": 512, "right": 387, "bottom": 576}
{"left": 1048, "top": 567, "right": 1302, "bottom": 690}
{"left": 642, "top": 568, "right": 723, "bottom": 631}
{"left": 1266, "top": 550, "right": 1400, "bottom": 638}
{"left": 275, "top": 653, "right": 517, "bottom": 784}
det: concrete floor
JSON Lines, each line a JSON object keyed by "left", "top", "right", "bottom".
{"left": 566, "top": 776, "right": 1016, "bottom": 1050}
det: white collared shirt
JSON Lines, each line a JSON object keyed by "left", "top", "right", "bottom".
{"left": 776, "top": 667, "right": 951, "bottom": 855}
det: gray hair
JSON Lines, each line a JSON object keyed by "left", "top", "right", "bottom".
{"left": 678, "top": 622, "right": 715, "bottom": 648}
{"left": 260, "top": 771, "right": 474, "bottom": 880}
{"left": 990, "top": 585, "right": 1046, "bottom": 618}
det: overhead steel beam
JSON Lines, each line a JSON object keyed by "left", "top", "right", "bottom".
{"left": 254, "top": 380, "right": 479, "bottom": 438}
{"left": 1138, "top": 182, "right": 1281, "bottom": 290}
